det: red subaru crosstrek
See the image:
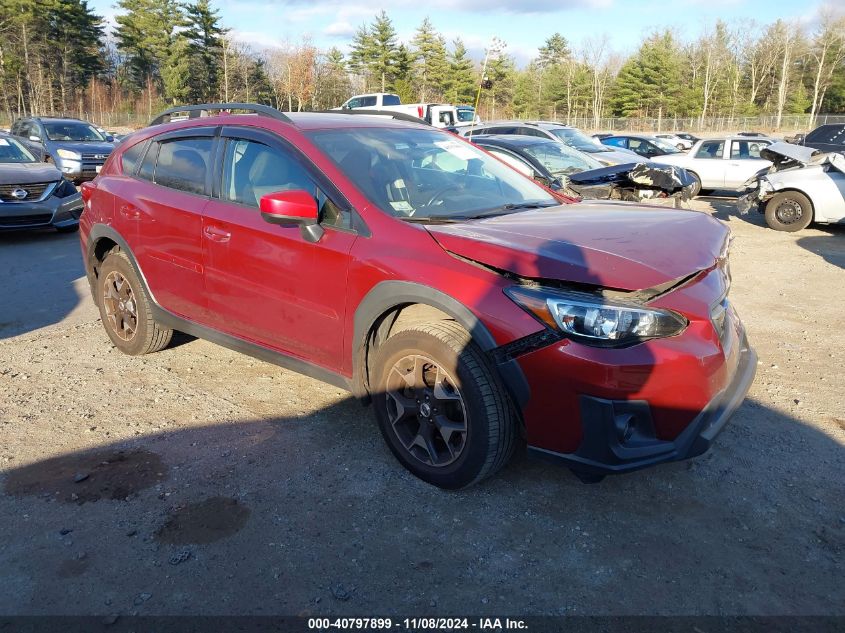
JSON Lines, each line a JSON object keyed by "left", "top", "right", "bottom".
{"left": 79, "top": 105, "right": 756, "bottom": 489}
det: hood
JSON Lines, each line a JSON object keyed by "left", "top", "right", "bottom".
{"left": 47, "top": 140, "right": 115, "bottom": 155}
{"left": 567, "top": 162, "right": 694, "bottom": 194}
{"left": 0, "top": 161, "right": 62, "bottom": 185}
{"left": 426, "top": 205, "right": 729, "bottom": 291}
{"left": 760, "top": 142, "right": 818, "bottom": 166}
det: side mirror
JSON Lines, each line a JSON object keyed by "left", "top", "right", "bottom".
{"left": 29, "top": 135, "right": 41, "bottom": 142}
{"left": 259, "top": 190, "right": 323, "bottom": 242}
{"left": 106, "top": 135, "right": 115, "bottom": 142}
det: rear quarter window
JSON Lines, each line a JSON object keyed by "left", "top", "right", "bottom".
{"left": 382, "top": 94, "right": 401, "bottom": 106}
{"left": 121, "top": 142, "right": 145, "bottom": 175}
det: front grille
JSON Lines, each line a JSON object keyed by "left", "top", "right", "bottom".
{"left": 0, "top": 182, "right": 54, "bottom": 202}
{"left": 81, "top": 168, "right": 99, "bottom": 178}
{"left": 0, "top": 213, "right": 53, "bottom": 227}
{"left": 81, "top": 152, "right": 109, "bottom": 161}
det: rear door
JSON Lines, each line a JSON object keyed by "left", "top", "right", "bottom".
{"left": 130, "top": 128, "right": 215, "bottom": 321}
{"left": 688, "top": 139, "right": 727, "bottom": 188}
{"left": 725, "top": 139, "right": 772, "bottom": 188}
{"left": 200, "top": 126, "right": 357, "bottom": 371}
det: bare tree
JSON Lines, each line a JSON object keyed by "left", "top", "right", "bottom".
{"left": 807, "top": 10, "right": 845, "bottom": 126}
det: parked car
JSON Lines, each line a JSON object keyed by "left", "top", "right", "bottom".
{"left": 10, "top": 117, "right": 116, "bottom": 183}
{"left": 675, "top": 133, "right": 700, "bottom": 144}
{"left": 649, "top": 136, "right": 774, "bottom": 196}
{"left": 79, "top": 102, "right": 756, "bottom": 489}
{"left": 601, "top": 134, "right": 685, "bottom": 158}
{"left": 456, "top": 121, "right": 641, "bottom": 166}
{"left": 0, "top": 132, "right": 83, "bottom": 231}
{"left": 470, "top": 134, "right": 695, "bottom": 203}
{"left": 655, "top": 133, "right": 693, "bottom": 150}
{"left": 335, "top": 93, "right": 458, "bottom": 128}
{"left": 737, "top": 142, "right": 845, "bottom": 232}
{"left": 791, "top": 124, "right": 845, "bottom": 153}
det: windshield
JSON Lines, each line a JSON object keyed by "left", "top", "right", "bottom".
{"left": 44, "top": 122, "right": 106, "bottom": 142}
{"left": 0, "top": 136, "right": 37, "bottom": 163}
{"left": 456, "top": 108, "right": 475, "bottom": 123}
{"left": 522, "top": 142, "right": 603, "bottom": 175}
{"left": 549, "top": 128, "right": 612, "bottom": 153}
{"left": 308, "top": 127, "right": 558, "bottom": 221}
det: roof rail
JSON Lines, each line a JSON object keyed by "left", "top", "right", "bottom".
{"left": 315, "top": 109, "right": 428, "bottom": 125}
{"left": 149, "top": 103, "right": 293, "bottom": 127}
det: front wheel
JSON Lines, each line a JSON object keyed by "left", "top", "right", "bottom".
{"left": 687, "top": 171, "right": 702, "bottom": 197}
{"left": 764, "top": 191, "right": 813, "bottom": 232}
{"left": 371, "top": 321, "right": 518, "bottom": 489}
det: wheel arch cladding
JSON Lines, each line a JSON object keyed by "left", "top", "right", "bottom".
{"left": 352, "top": 281, "right": 529, "bottom": 412}
{"left": 86, "top": 225, "right": 150, "bottom": 301}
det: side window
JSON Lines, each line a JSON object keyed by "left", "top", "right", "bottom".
{"left": 121, "top": 142, "right": 145, "bottom": 175}
{"left": 221, "top": 138, "right": 348, "bottom": 229}
{"left": 488, "top": 149, "right": 535, "bottom": 177}
{"left": 154, "top": 137, "right": 213, "bottom": 195}
{"left": 138, "top": 142, "right": 158, "bottom": 181}
{"left": 517, "top": 127, "right": 545, "bottom": 138}
{"left": 730, "top": 140, "right": 765, "bottom": 159}
{"left": 346, "top": 98, "right": 361, "bottom": 109}
{"left": 695, "top": 140, "right": 724, "bottom": 159}
{"left": 382, "top": 94, "right": 401, "bottom": 106}
{"left": 361, "top": 96, "right": 377, "bottom": 107}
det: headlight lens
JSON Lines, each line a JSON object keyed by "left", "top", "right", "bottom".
{"left": 505, "top": 287, "right": 688, "bottom": 347}
{"left": 56, "top": 148, "right": 81, "bottom": 160}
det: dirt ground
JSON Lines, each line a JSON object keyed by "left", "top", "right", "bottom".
{"left": 0, "top": 197, "right": 843, "bottom": 617}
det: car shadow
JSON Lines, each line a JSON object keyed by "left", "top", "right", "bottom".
{"left": 797, "top": 224, "right": 845, "bottom": 270}
{"left": 0, "top": 229, "right": 87, "bottom": 339}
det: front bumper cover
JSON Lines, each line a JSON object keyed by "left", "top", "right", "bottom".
{"left": 0, "top": 193, "right": 83, "bottom": 230}
{"left": 528, "top": 334, "right": 758, "bottom": 476}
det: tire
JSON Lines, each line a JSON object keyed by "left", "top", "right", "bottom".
{"left": 764, "top": 191, "right": 813, "bottom": 232}
{"left": 96, "top": 249, "right": 172, "bottom": 355}
{"left": 687, "top": 171, "right": 702, "bottom": 197}
{"left": 371, "top": 320, "right": 518, "bottom": 489}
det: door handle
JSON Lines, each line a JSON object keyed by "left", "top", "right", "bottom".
{"left": 119, "top": 205, "right": 140, "bottom": 219}
{"left": 203, "top": 225, "right": 231, "bottom": 243}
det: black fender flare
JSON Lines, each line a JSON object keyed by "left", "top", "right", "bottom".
{"left": 85, "top": 224, "right": 154, "bottom": 301}
{"left": 351, "top": 280, "right": 529, "bottom": 411}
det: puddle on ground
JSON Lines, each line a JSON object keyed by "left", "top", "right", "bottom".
{"left": 155, "top": 497, "right": 250, "bottom": 545}
{"left": 3, "top": 449, "right": 167, "bottom": 503}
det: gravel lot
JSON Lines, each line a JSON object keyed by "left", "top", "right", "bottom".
{"left": 0, "top": 198, "right": 843, "bottom": 617}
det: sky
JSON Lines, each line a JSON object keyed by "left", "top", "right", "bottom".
{"left": 89, "top": 0, "right": 825, "bottom": 65}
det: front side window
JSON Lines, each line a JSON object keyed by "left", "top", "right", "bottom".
{"left": 153, "top": 137, "right": 213, "bottom": 195}
{"left": 695, "top": 140, "right": 725, "bottom": 159}
{"left": 221, "top": 138, "right": 348, "bottom": 228}
{"left": 308, "top": 127, "right": 558, "bottom": 221}
{"left": 0, "top": 136, "right": 37, "bottom": 163}
{"left": 44, "top": 122, "right": 105, "bottom": 142}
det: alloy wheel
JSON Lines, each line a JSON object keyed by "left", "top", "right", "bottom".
{"left": 384, "top": 354, "right": 468, "bottom": 467}
{"left": 102, "top": 270, "right": 138, "bottom": 341}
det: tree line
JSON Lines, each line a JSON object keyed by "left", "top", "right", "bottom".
{"left": 1, "top": 1, "right": 844, "bottom": 128}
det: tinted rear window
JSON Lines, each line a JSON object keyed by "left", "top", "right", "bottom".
{"left": 121, "top": 142, "right": 145, "bottom": 175}
{"left": 154, "top": 138, "right": 213, "bottom": 195}
{"left": 806, "top": 125, "right": 845, "bottom": 145}
{"left": 382, "top": 94, "right": 401, "bottom": 106}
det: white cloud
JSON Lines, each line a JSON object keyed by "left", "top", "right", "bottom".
{"left": 323, "top": 21, "right": 356, "bottom": 38}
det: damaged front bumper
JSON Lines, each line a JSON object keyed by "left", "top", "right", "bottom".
{"left": 566, "top": 163, "right": 697, "bottom": 207}
{"left": 736, "top": 179, "right": 774, "bottom": 216}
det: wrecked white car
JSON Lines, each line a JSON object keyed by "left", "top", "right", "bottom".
{"left": 737, "top": 142, "right": 845, "bottom": 232}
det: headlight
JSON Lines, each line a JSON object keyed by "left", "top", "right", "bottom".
{"left": 56, "top": 148, "right": 81, "bottom": 160}
{"left": 758, "top": 178, "right": 774, "bottom": 195}
{"left": 505, "top": 286, "right": 688, "bottom": 348}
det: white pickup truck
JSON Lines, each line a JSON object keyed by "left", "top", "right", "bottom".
{"left": 336, "top": 93, "right": 459, "bottom": 129}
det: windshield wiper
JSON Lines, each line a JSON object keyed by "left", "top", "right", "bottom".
{"left": 463, "top": 202, "right": 558, "bottom": 219}
{"left": 398, "top": 215, "right": 460, "bottom": 224}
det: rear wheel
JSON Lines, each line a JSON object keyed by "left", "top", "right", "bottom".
{"left": 96, "top": 249, "right": 172, "bottom": 355}
{"left": 764, "top": 191, "right": 813, "bottom": 232}
{"left": 371, "top": 321, "right": 518, "bottom": 489}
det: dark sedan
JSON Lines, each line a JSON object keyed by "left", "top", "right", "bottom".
{"left": 601, "top": 134, "right": 684, "bottom": 159}
{"left": 0, "top": 133, "right": 83, "bottom": 232}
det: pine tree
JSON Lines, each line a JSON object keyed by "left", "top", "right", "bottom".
{"left": 183, "top": 0, "right": 226, "bottom": 102}
{"left": 369, "top": 11, "right": 399, "bottom": 92}
{"left": 411, "top": 17, "right": 449, "bottom": 102}
{"left": 447, "top": 39, "right": 477, "bottom": 105}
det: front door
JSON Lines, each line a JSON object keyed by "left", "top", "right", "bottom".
{"left": 724, "top": 139, "right": 772, "bottom": 189}
{"left": 201, "top": 127, "right": 357, "bottom": 372}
